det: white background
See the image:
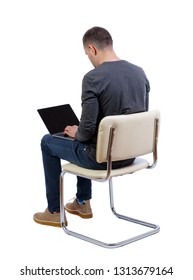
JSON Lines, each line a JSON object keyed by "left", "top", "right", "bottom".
{"left": 1, "top": 0, "right": 192, "bottom": 279}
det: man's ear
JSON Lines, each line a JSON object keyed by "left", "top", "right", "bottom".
{"left": 88, "top": 44, "right": 97, "bottom": 55}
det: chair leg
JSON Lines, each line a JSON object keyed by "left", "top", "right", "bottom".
{"left": 60, "top": 171, "right": 160, "bottom": 249}
{"left": 60, "top": 171, "right": 120, "bottom": 248}
{"left": 108, "top": 177, "right": 160, "bottom": 245}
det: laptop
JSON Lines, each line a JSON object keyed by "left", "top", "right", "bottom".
{"left": 37, "top": 104, "right": 79, "bottom": 140}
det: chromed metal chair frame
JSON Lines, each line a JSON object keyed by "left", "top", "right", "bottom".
{"left": 60, "top": 113, "right": 160, "bottom": 249}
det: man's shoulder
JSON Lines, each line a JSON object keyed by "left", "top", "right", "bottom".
{"left": 83, "top": 60, "right": 145, "bottom": 82}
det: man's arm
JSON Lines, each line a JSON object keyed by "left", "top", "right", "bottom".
{"left": 75, "top": 74, "right": 99, "bottom": 142}
{"left": 75, "top": 95, "right": 99, "bottom": 142}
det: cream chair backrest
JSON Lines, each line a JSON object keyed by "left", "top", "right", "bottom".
{"left": 96, "top": 110, "right": 160, "bottom": 163}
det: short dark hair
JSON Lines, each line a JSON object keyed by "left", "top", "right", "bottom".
{"left": 83, "top": 26, "right": 113, "bottom": 49}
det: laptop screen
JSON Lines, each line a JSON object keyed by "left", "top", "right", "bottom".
{"left": 37, "top": 104, "right": 79, "bottom": 135}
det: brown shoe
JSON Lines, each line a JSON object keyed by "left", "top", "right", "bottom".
{"left": 33, "top": 208, "right": 68, "bottom": 227}
{"left": 65, "top": 199, "right": 93, "bottom": 219}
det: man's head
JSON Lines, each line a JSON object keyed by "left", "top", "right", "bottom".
{"left": 83, "top": 27, "right": 115, "bottom": 67}
{"left": 83, "top": 26, "right": 113, "bottom": 49}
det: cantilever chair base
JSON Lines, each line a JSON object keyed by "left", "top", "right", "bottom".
{"left": 60, "top": 111, "right": 161, "bottom": 248}
{"left": 60, "top": 158, "right": 160, "bottom": 249}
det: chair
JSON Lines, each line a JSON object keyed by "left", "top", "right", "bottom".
{"left": 60, "top": 110, "right": 160, "bottom": 248}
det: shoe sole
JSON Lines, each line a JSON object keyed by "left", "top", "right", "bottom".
{"left": 33, "top": 217, "right": 68, "bottom": 227}
{"left": 65, "top": 207, "right": 93, "bottom": 219}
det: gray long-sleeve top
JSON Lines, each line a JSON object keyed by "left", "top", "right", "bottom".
{"left": 75, "top": 60, "right": 150, "bottom": 161}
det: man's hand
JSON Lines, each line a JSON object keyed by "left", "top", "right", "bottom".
{"left": 64, "top": 125, "right": 78, "bottom": 138}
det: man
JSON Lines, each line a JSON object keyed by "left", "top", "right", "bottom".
{"left": 33, "top": 26, "right": 150, "bottom": 227}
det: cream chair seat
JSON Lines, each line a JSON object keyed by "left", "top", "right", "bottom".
{"left": 60, "top": 110, "right": 160, "bottom": 248}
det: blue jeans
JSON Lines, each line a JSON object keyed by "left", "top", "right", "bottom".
{"left": 41, "top": 134, "right": 105, "bottom": 213}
